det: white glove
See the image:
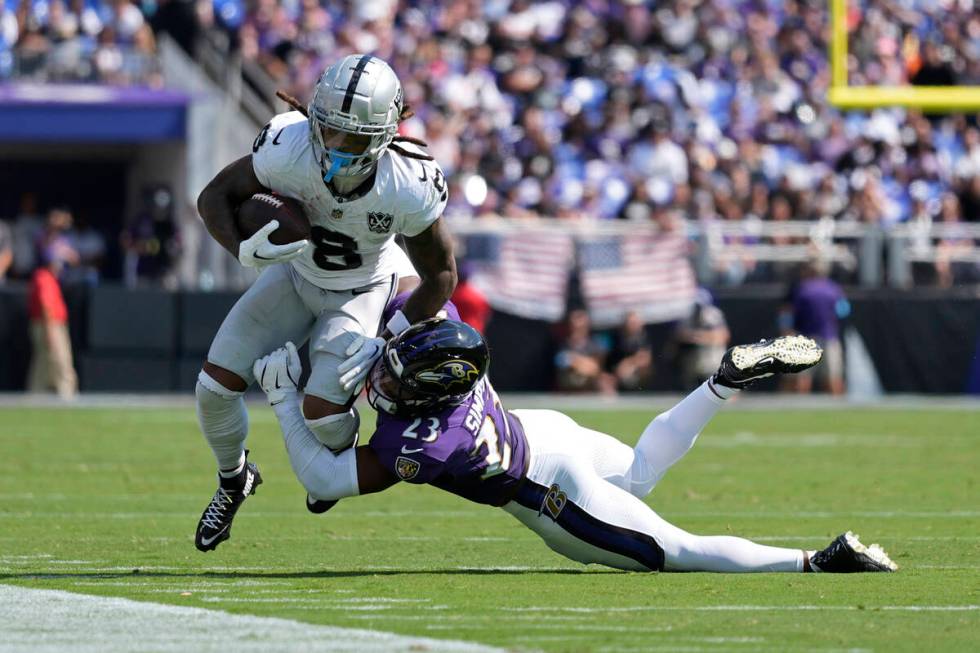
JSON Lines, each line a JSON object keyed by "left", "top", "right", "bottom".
{"left": 238, "top": 220, "right": 309, "bottom": 269}
{"left": 253, "top": 341, "right": 303, "bottom": 405}
{"left": 337, "top": 310, "right": 412, "bottom": 393}
{"left": 337, "top": 336, "right": 385, "bottom": 393}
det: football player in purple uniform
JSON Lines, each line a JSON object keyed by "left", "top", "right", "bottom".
{"left": 252, "top": 303, "right": 896, "bottom": 574}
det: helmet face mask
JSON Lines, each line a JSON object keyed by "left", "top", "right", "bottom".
{"left": 308, "top": 54, "right": 402, "bottom": 182}
{"left": 366, "top": 319, "right": 490, "bottom": 418}
{"left": 366, "top": 357, "right": 434, "bottom": 417}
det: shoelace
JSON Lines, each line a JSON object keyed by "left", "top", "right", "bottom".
{"left": 200, "top": 487, "right": 236, "bottom": 530}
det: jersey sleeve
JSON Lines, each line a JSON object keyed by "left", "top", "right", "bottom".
{"left": 383, "top": 291, "right": 461, "bottom": 324}
{"left": 369, "top": 438, "right": 445, "bottom": 485}
{"left": 398, "top": 159, "right": 448, "bottom": 237}
{"left": 250, "top": 112, "right": 308, "bottom": 194}
{"left": 368, "top": 415, "right": 454, "bottom": 485}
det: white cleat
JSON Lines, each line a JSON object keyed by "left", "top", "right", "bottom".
{"left": 714, "top": 335, "right": 824, "bottom": 389}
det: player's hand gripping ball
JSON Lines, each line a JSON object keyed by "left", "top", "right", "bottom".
{"left": 236, "top": 193, "right": 311, "bottom": 268}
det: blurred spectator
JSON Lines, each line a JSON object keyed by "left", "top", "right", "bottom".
{"left": 3, "top": 0, "right": 160, "bottom": 85}
{"left": 628, "top": 119, "right": 688, "bottom": 188}
{"left": 959, "top": 175, "right": 980, "bottom": 224}
{"left": 933, "top": 194, "right": 977, "bottom": 288}
{"left": 554, "top": 309, "right": 615, "bottom": 395}
{"left": 38, "top": 207, "right": 81, "bottom": 273}
{"left": 450, "top": 260, "right": 491, "bottom": 334}
{"left": 780, "top": 260, "right": 848, "bottom": 395}
{"left": 0, "top": 218, "right": 11, "bottom": 282}
{"left": 607, "top": 311, "right": 653, "bottom": 392}
{"left": 11, "top": 192, "right": 44, "bottom": 278}
{"left": 27, "top": 252, "right": 78, "bottom": 398}
{"left": 121, "top": 186, "right": 181, "bottom": 288}
{"left": 672, "top": 289, "right": 730, "bottom": 391}
{"left": 149, "top": 0, "right": 202, "bottom": 58}
{"left": 910, "top": 41, "right": 956, "bottom": 87}
{"left": 63, "top": 213, "right": 107, "bottom": 286}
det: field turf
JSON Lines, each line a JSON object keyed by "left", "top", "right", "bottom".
{"left": 1, "top": 402, "right": 978, "bottom": 651}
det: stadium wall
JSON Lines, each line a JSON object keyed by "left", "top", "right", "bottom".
{"left": 1, "top": 286, "right": 978, "bottom": 395}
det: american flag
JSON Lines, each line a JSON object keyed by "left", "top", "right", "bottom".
{"left": 578, "top": 230, "right": 697, "bottom": 328}
{"left": 465, "top": 231, "right": 575, "bottom": 322}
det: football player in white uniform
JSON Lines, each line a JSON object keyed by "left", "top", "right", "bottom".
{"left": 193, "top": 55, "right": 456, "bottom": 552}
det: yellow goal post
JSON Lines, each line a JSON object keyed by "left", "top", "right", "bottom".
{"left": 827, "top": 0, "right": 980, "bottom": 111}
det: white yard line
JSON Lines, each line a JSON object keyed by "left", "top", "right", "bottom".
{"left": 503, "top": 605, "right": 979, "bottom": 613}
{"left": 0, "top": 584, "right": 501, "bottom": 653}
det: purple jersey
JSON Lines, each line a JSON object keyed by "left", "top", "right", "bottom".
{"left": 384, "top": 292, "right": 460, "bottom": 324}
{"left": 369, "top": 378, "right": 529, "bottom": 506}
{"left": 791, "top": 278, "right": 844, "bottom": 340}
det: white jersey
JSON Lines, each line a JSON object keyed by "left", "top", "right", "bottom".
{"left": 251, "top": 111, "right": 446, "bottom": 290}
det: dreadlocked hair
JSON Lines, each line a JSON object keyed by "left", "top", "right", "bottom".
{"left": 275, "top": 90, "right": 433, "bottom": 162}
{"left": 390, "top": 102, "right": 433, "bottom": 161}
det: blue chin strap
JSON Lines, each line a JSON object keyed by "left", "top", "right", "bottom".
{"left": 322, "top": 149, "right": 359, "bottom": 183}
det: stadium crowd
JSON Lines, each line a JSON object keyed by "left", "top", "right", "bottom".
{"left": 222, "top": 0, "right": 979, "bottom": 239}
{"left": 3, "top": 0, "right": 979, "bottom": 286}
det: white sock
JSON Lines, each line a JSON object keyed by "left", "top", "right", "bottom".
{"left": 665, "top": 535, "right": 805, "bottom": 573}
{"left": 628, "top": 380, "right": 729, "bottom": 497}
{"left": 195, "top": 371, "right": 249, "bottom": 472}
{"left": 218, "top": 458, "right": 245, "bottom": 478}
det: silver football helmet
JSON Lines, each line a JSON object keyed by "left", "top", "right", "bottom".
{"left": 308, "top": 54, "right": 403, "bottom": 182}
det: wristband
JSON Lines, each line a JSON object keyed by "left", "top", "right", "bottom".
{"left": 386, "top": 309, "right": 411, "bottom": 336}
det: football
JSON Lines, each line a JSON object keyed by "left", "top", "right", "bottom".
{"left": 235, "top": 193, "right": 310, "bottom": 245}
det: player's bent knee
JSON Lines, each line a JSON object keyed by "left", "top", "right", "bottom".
{"left": 301, "top": 394, "right": 348, "bottom": 420}
{"left": 197, "top": 369, "right": 245, "bottom": 401}
{"left": 302, "top": 397, "right": 360, "bottom": 452}
{"left": 201, "top": 362, "right": 247, "bottom": 393}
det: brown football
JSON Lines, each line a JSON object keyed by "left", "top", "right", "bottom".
{"left": 235, "top": 193, "right": 311, "bottom": 245}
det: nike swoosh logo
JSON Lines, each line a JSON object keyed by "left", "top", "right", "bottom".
{"left": 200, "top": 525, "right": 229, "bottom": 547}
{"left": 351, "top": 287, "right": 373, "bottom": 295}
{"left": 254, "top": 253, "right": 274, "bottom": 260}
{"left": 401, "top": 446, "right": 424, "bottom": 454}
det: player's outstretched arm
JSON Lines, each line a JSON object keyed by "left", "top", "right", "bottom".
{"left": 401, "top": 218, "right": 457, "bottom": 324}
{"left": 197, "top": 155, "right": 268, "bottom": 257}
{"left": 354, "top": 446, "right": 400, "bottom": 495}
{"left": 337, "top": 218, "right": 457, "bottom": 392}
{"left": 254, "top": 345, "right": 360, "bottom": 501}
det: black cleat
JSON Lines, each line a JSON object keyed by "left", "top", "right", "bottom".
{"left": 713, "top": 335, "right": 823, "bottom": 389}
{"left": 195, "top": 455, "right": 262, "bottom": 552}
{"left": 811, "top": 531, "right": 897, "bottom": 573}
{"left": 306, "top": 494, "right": 339, "bottom": 514}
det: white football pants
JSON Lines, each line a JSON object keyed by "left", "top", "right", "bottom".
{"left": 503, "top": 382, "right": 805, "bottom": 572}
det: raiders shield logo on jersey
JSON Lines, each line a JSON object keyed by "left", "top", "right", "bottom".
{"left": 367, "top": 211, "right": 394, "bottom": 233}
{"left": 395, "top": 456, "right": 421, "bottom": 480}
{"left": 331, "top": 208, "right": 343, "bottom": 220}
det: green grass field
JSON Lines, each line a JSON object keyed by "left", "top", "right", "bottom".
{"left": 1, "top": 402, "right": 978, "bottom": 651}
